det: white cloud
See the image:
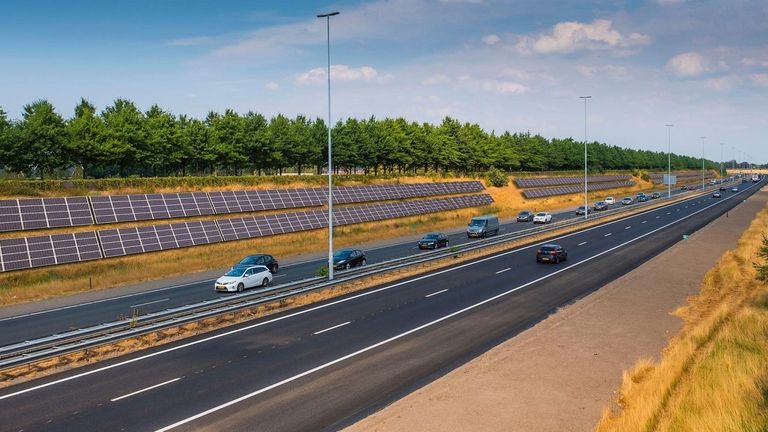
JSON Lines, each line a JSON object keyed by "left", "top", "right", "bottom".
{"left": 480, "top": 79, "right": 529, "bottom": 94}
{"left": 482, "top": 34, "right": 500, "bottom": 45}
{"left": 577, "top": 64, "right": 629, "bottom": 79}
{"left": 741, "top": 58, "right": 768, "bottom": 68}
{"left": 666, "top": 52, "right": 707, "bottom": 77}
{"left": 265, "top": 82, "right": 280, "bottom": 91}
{"left": 515, "top": 19, "right": 651, "bottom": 55}
{"left": 422, "top": 74, "right": 451, "bottom": 85}
{"left": 705, "top": 77, "right": 734, "bottom": 91}
{"left": 295, "top": 65, "right": 389, "bottom": 85}
{"left": 751, "top": 73, "right": 768, "bottom": 87}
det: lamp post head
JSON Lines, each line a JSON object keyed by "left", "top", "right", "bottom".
{"left": 317, "top": 11, "right": 340, "bottom": 18}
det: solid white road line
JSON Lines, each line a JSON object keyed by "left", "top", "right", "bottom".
{"left": 425, "top": 289, "right": 450, "bottom": 297}
{"left": 129, "top": 298, "right": 170, "bottom": 309}
{"left": 577, "top": 242, "right": 587, "bottom": 246}
{"left": 155, "top": 189, "right": 751, "bottom": 432}
{"left": 313, "top": 322, "right": 351, "bottom": 335}
{"left": 495, "top": 268, "right": 511, "bottom": 274}
{"left": 2, "top": 183, "right": 754, "bottom": 403}
{"left": 110, "top": 378, "right": 181, "bottom": 402}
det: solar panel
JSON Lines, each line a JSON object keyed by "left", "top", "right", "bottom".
{"left": 0, "top": 232, "right": 102, "bottom": 272}
{"left": 522, "top": 181, "right": 636, "bottom": 199}
{"left": 217, "top": 194, "right": 494, "bottom": 242}
{"left": 97, "top": 220, "right": 222, "bottom": 258}
{"left": 90, "top": 192, "right": 214, "bottom": 224}
{"left": 649, "top": 172, "right": 716, "bottom": 184}
{"left": 0, "top": 197, "right": 93, "bottom": 233}
{"left": 515, "top": 175, "right": 631, "bottom": 188}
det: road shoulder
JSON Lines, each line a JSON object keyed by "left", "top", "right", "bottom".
{"left": 344, "top": 189, "right": 768, "bottom": 432}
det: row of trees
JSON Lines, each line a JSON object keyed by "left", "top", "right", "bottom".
{"left": 0, "top": 99, "right": 719, "bottom": 179}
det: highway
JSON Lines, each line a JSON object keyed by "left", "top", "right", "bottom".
{"left": 1, "top": 178, "right": 762, "bottom": 432}
{"left": 0, "top": 183, "right": 711, "bottom": 346}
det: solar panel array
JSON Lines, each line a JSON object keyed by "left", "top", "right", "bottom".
{"left": 0, "top": 232, "right": 102, "bottom": 272}
{"left": 515, "top": 175, "right": 631, "bottom": 188}
{"left": 98, "top": 220, "right": 222, "bottom": 258}
{"left": 333, "top": 181, "right": 484, "bottom": 204}
{"left": 217, "top": 194, "right": 494, "bottom": 241}
{"left": 90, "top": 192, "right": 214, "bottom": 224}
{"left": 522, "top": 181, "right": 636, "bottom": 199}
{"left": 0, "top": 197, "right": 93, "bottom": 233}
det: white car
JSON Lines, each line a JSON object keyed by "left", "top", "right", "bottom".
{"left": 604, "top": 197, "right": 615, "bottom": 205}
{"left": 532, "top": 212, "right": 552, "bottom": 224}
{"left": 215, "top": 265, "right": 273, "bottom": 293}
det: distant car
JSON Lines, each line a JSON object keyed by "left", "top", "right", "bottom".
{"left": 713, "top": 192, "right": 722, "bottom": 198}
{"left": 536, "top": 244, "right": 567, "bottom": 264}
{"left": 732, "top": 187, "right": 739, "bottom": 192}
{"left": 621, "top": 197, "right": 634, "bottom": 205}
{"left": 637, "top": 195, "right": 649, "bottom": 202}
{"left": 742, "top": 179, "right": 748, "bottom": 184}
{"left": 575, "top": 206, "right": 592, "bottom": 215}
{"left": 234, "top": 254, "right": 279, "bottom": 273}
{"left": 516, "top": 210, "right": 535, "bottom": 222}
{"left": 215, "top": 265, "right": 272, "bottom": 293}
{"left": 651, "top": 192, "right": 661, "bottom": 199}
{"left": 680, "top": 185, "right": 688, "bottom": 190}
{"left": 604, "top": 197, "right": 616, "bottom": 205}
{"left": 719, "top": 186, "right": 727, "bottom": 191}
{"left": 709, "top": 179, "right": 717, "bottom": 184}
{"left": 593, "top": 201, "right": 608, "bottom": 211}
{"left": 532, "top": 212, "right": 553, "bottom": 224}
{"left": 418, "top": 233, "right": 448, "bottom": 249}
{"left": 333, "top": 248, "right": 367, "bottom": 270}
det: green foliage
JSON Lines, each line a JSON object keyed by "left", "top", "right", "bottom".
{"left": 315, "top": 265, "right": 329, "bottom": 278}
{"left": 0, "top": 99, "right": 725, "bottom": 180}
{"left": 484, "top": 167, "right": 509, "bottom": 187}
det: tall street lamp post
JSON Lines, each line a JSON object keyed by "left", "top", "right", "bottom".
{"left": 317, "top": 11, "right": 340, "bottom": 280}
{"left": 580, "top": 96, "right": 591, "bottom": 219}
{"left": 665, "top": 124, "right": 673, "bottom": 198}
{"left": 700, "top": 136, "right": 706, "bottom": 190}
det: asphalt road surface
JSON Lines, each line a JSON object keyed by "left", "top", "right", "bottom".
{"left": 0, "top": 178, "right": 762, "bottom": 432}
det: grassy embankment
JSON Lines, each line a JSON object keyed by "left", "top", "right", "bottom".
{"left": 596, "top": 198, "right": 768, "bottom": 432}
{"left": 0, "top": 172, "right": 674, "bottom": 306}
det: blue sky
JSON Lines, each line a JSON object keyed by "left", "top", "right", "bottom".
{"left": 1, "top": 0, "right": 766, "bottom": 163}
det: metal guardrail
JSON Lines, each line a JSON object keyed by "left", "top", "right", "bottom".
{"left": 0, "top": 180, "right": 744, "bottom": 371}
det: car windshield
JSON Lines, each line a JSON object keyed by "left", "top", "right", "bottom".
{"left": 423, "top": 234, "right": 439, "bottom": 240}
{"left": 540, "top": 246, "right": 556, "bottom": 252}
{"left": 238, "top": 256, "right": 260, "bottom": 265}
{"left": 596, "top": 202, "right": 605, "bottom": 205}
{"left": 519, "top": 211, "right": 530, "bottom": 216}
{"left": 224, "top": 267, "right": 246, "bottom": 277}
{"left": 469, "top": 219, "right": 486, "bottom": 227}
{"left": 578, "top": 206, "right": 586, "bottom": 210}
{"left": 334, "top": 250, "right": 352, "bottom": 260}
{"left": 536, "top": 213, "right": 546, "bottom": 217}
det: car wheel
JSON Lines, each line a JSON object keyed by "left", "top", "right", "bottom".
{"left": 345, "top": 263, "right": 351, "bottom": 270}
{"left": 361, "top": 258, "right": 367, "bottom": 266}
{"left": 554, "top": 256, "right": 560, "bottom": 264}
{"left": 262, "top": 278, "right": 269, "bottom": 287}
{"left": 237, "top": 283, "right": 244, "bottom": 292}
{"left": 562, "top": 254, "right": 567, "bottom": 261}
{"left": 272, "top": 264, "right": 279, "bottom": 274}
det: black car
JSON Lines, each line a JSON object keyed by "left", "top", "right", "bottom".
{"left": 234, "top": 254, "right": 279, "bottom": 273}
{"left": 593, "top": 201, "right": 608, "bottom": 211}
{"left": 418, "top": 233, "right": 449, "bottom": 249}
{"left": 536, "top": 244, "right": 568, "bottom": 264}
{"left": 720, "top": 186, "right": 727, "bottom": 191}
{"left": 651, "top": 192, "right": 661, "bottom": 199}
{"left": 516, "top": 210, "right": 535, "bottom": 222}
{"left": 637, "top": 194, "right": 649, "bottom": 202}
{"left": 575, "top": 206, "right": 592, "bottom": 215}
{"left": 333, "top": 248, "right": 367, "bottom": 270}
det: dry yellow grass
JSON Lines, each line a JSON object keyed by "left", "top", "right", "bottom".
{"left": 596, "top": 200, "right": 768, "bottom": 432}
{"left": 0, "top": 173, "right": 675, "bottom": 306}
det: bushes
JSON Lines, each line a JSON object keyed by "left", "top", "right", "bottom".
{"left": 484, "top": 168, "right": 509, "bottom": 187}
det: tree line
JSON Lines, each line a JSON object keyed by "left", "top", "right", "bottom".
{"left": 0, "top": 98, "right": 720, "bottom": 179}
